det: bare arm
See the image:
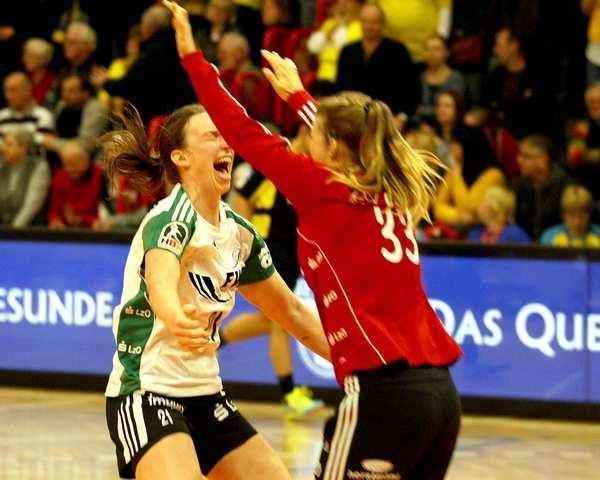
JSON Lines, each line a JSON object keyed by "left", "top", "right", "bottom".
{"left": 239, "top": 273, "right": 331, "bottom": 361}
{"left": 145, "top": 249, "right": 213, "bottom": 352}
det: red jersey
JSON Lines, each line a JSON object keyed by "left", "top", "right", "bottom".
{"left": 182, "top": 52, "right": 462, "bottom": 385}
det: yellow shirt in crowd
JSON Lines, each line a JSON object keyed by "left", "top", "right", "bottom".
{"left": 379, "top": 0, "right": 452, "bottom": 63}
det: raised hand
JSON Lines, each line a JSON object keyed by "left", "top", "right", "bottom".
{"left": 261, "top": 50, "right": 304, "bottom": 102}
{"left": 162, "top": 0, "right": 197, "bottom": 58}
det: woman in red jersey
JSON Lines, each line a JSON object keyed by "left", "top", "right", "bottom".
{"left": 164, "top": 2, "right": 463, "bottom": 478}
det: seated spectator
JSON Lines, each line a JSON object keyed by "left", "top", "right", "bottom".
{"left": 465, "top": 107, "right": 520, "bottom": 178}
{"left": 567, "top": 83, "right": 600, "bottom": 201}
{"left": 93, "top": 176, "right": 156, "bottom": 231}
{"left": 583, "top": 0, "right": 600, "bottom": 86}
{"left": 378, "top": 0, "right": 452, "bottom": 64}
{"left": 48, "top": 140, "right": 104, "bottom": 229}
{"left": 0, "top": 72, "right": 55, "bottom": 147}
{"left": 482, "top": 26, "right": 550, "bottom": 139}
{"left": 261, "top": 0, "right": 299, "bottom": 28}
{"left": 0, "top": 129, "right": 51, "bottom": 227}
{"left": 42, "top": 74, "right": 108, "bottom": 156}
{"left": 46, "top": 22, "right": 100, "bottom": 108}
{"left": 98, "top": 25, "right": 142, "bottom": 113}
{"left": 468, "top": 186, "right": 530, "bottom": 244}
{"left": 307, "top": 0, "right": 364, "bottom": 85}
{"left": 22, "top": 38, "right": 56, "bottom": 106}
{"left": 433, "top": 91, "right": 505, "bottom": 228}
{"left": 217, "top": 31, "right": 269, "bottom": 119}
{"left": 194, "top": 0, "right": 236, "bottom": 64}
{"left": 91, "top": 5, "right": 196, "bottom": 125}
{"left": 417, "top": 35, "right": 465, "bottom": 123}
{"left": 540, "top": 185, "right": 600, "bottom": 247}
{"left": 336, "top": 3, "right": 420, "bottom": 121}
{"left": 512, "top": 135, "right": 572, "bottom": 240}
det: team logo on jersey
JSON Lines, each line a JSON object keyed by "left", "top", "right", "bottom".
{"left": 158, "top": 222, "right": 188, "bottom": 256}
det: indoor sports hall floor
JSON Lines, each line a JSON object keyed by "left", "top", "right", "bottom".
{"left": 1, "top": 387, "right": 599, "bottom": 479}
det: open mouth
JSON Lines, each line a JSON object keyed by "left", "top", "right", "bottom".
{"left": 214, "top": 158, "right": 231, "bottom": 176}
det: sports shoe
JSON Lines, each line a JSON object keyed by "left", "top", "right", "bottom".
{"left": 283, "top": 386, "right": 324, "bottom": 419}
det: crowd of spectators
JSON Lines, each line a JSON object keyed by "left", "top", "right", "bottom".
{"left": 1, "top": 0, "right": 599, "bottom": 248}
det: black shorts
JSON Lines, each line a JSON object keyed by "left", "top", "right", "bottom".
{"left": 106, "top": 389, "right": 257, "bottom": 478}
{"left": 314, "top": 363, "right": 461, "bottom": 480}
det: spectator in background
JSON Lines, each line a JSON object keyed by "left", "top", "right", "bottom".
{"left": 377, "top": 0, "right": 452, "bottom": 64}
{"left": 567, "top": 83, "right": 600, "bottom": 201}
{"left": 512, "top": 135, "right": 572, "bottom": 240}
{"left": 433, "top": 90, "right": 505, "bottom": 229}
{"left": 0, "top": 72, "right": 55, "bottom": 147}
{"left": 97, "top": 25, "right": 142, "bottom": 113}
{"left": 541, "top": 185, "right": 600, "bottom": 248}
{"left": 468, "top": 186, "right": 530, "bottom": 244}
{"left": 465, "top": 106, "right": 520, "bottom": 178}
{"left": 22, "top": 38, "right": 56, "bottom": 107}
{"left": 261, "top": 0, "right": 299, "bottom": 28}
{"left": 307, "top": 0, "right": 364, "bottom": 86}
{"left": 48, "top": 140, "right": 104, "bottom": 229}
{"left": 93, "top": 176, "right": 156, "bottom": 231}
{"left": 46, "top": 22, "right": 100, "bottom": 108}
{"left": 91, "top": 4, "right": 196, "bottom": 125}
{"left": 336, "top": 3, "right": 420, "bottom": 122}
{"left": 482, "top": 26, "right": 549, "bottom": 139}
{"left": 43, "top": 74, "right": 108, "bottom": 155}
{"left": 194, "top": 0, "right": 236, "bottom": 64}
{"left": 0, "top": 129, "right": 51, "bottom": 227}
{"left": 218, "top": 31, "right": 260, "bottom": 80}
{"left": 233, "top": 0, "right": 264, "bottom": 65}
{"left": 417, "top": 35, "right": 465, "bottom": 123}
{"left": 583, "top": 0, "right": 600, "bottom": 86}
{"left": 217, "top": 32, "right": 270, "bottom": 119}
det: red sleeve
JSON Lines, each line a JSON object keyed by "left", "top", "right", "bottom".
{"left": 181, "top": 51, "right": 326, "bottom": 212}
{"left": 48, "top": 171, "right": 65, "bottom": 224}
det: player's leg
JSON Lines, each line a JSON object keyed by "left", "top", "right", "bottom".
{"left": 208, "top": 434, "right": 292, "bottom": 480}
{"left": 219, "top": 311, "right": 270, "bottom": 345}
{"left": 408, "top": 370, "right": 461, "bottom": 479}
{"left": 188, "top": 390, "right": 290, "bottom": 479}
{"left": 106, "top": 391, "right": 199, "bottom": 480}
{"left": 136, "top": 433, "right": 203, "bottom": 480}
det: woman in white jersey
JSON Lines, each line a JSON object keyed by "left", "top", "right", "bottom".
{"left": 99, "top": 103, "right": 330, "bottom": 480}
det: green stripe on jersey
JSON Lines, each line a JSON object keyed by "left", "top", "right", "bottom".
{"left": 117, "top": 281, "right": 155, "bottom": 395}
{"left": 225, "top": 206, "right": 275, "bottom": 285}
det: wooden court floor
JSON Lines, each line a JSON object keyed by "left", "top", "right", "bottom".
{"left": 1, "top": 387, "right": 600, "bottom": 479}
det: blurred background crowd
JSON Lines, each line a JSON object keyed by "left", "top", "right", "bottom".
{"left": 1, "top": 0, "right": 599, "bottom": 248}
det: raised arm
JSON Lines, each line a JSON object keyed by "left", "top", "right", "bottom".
{"left": 162, "top": 0, "right": 324, "bottom": 212}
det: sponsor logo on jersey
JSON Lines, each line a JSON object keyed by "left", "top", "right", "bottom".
{"left": 328, "top": 327, "right": 348, "bottom": 346}
{"left": 323, "top": 290, "right": 338, "bottom": 308}
{"left": 158, "top": 222, "right": 188, "bottom": 256}
{"left": 117, "top": 340, "right": 142, "bottom": 355}
{"left": 124, "top": 306, "right": 152, "bottom": 318}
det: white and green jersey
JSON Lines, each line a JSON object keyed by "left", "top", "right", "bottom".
{"left": 105, "top": 184, "right": 274, "bottom": 398}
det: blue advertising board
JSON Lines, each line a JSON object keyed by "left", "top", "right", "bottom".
{"left": 1, "top": 239, "right": 599, "bottom": 403}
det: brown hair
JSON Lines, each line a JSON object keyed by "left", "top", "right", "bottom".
{"left": 98, "top": 103, "right": 205, "bottom": 193}
{"left": 316, "top": 92, "right": 445, "bottom": 223}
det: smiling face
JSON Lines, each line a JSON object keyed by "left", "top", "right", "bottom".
{"left": 176, "top": 112, "right": 234, "bottom": 198}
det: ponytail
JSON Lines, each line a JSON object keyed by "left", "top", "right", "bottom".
{"left": 318, "top": 93, "right": 445, "bottom": 224}
{"left": 99, "top": 104, "right": 164, "bottom": 194}
{"left": 99, "top": 103, "right": 206, "bottom": 194}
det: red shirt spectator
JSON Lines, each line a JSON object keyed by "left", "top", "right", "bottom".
{"left": 48, "top": 140, "right": 104, "bottom": 228}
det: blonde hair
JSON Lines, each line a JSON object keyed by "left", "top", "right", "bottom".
{"left": 482, "top": 186, "right": 516, "bottom": 222}
{"left": 316, "top": 92, "right": 445, "bottom": 223}
{"left": 23, "top": 38, "right": 55, "bottom": 66}
{"left": 561, "top": 185, "right": 593, "bottom": 212}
